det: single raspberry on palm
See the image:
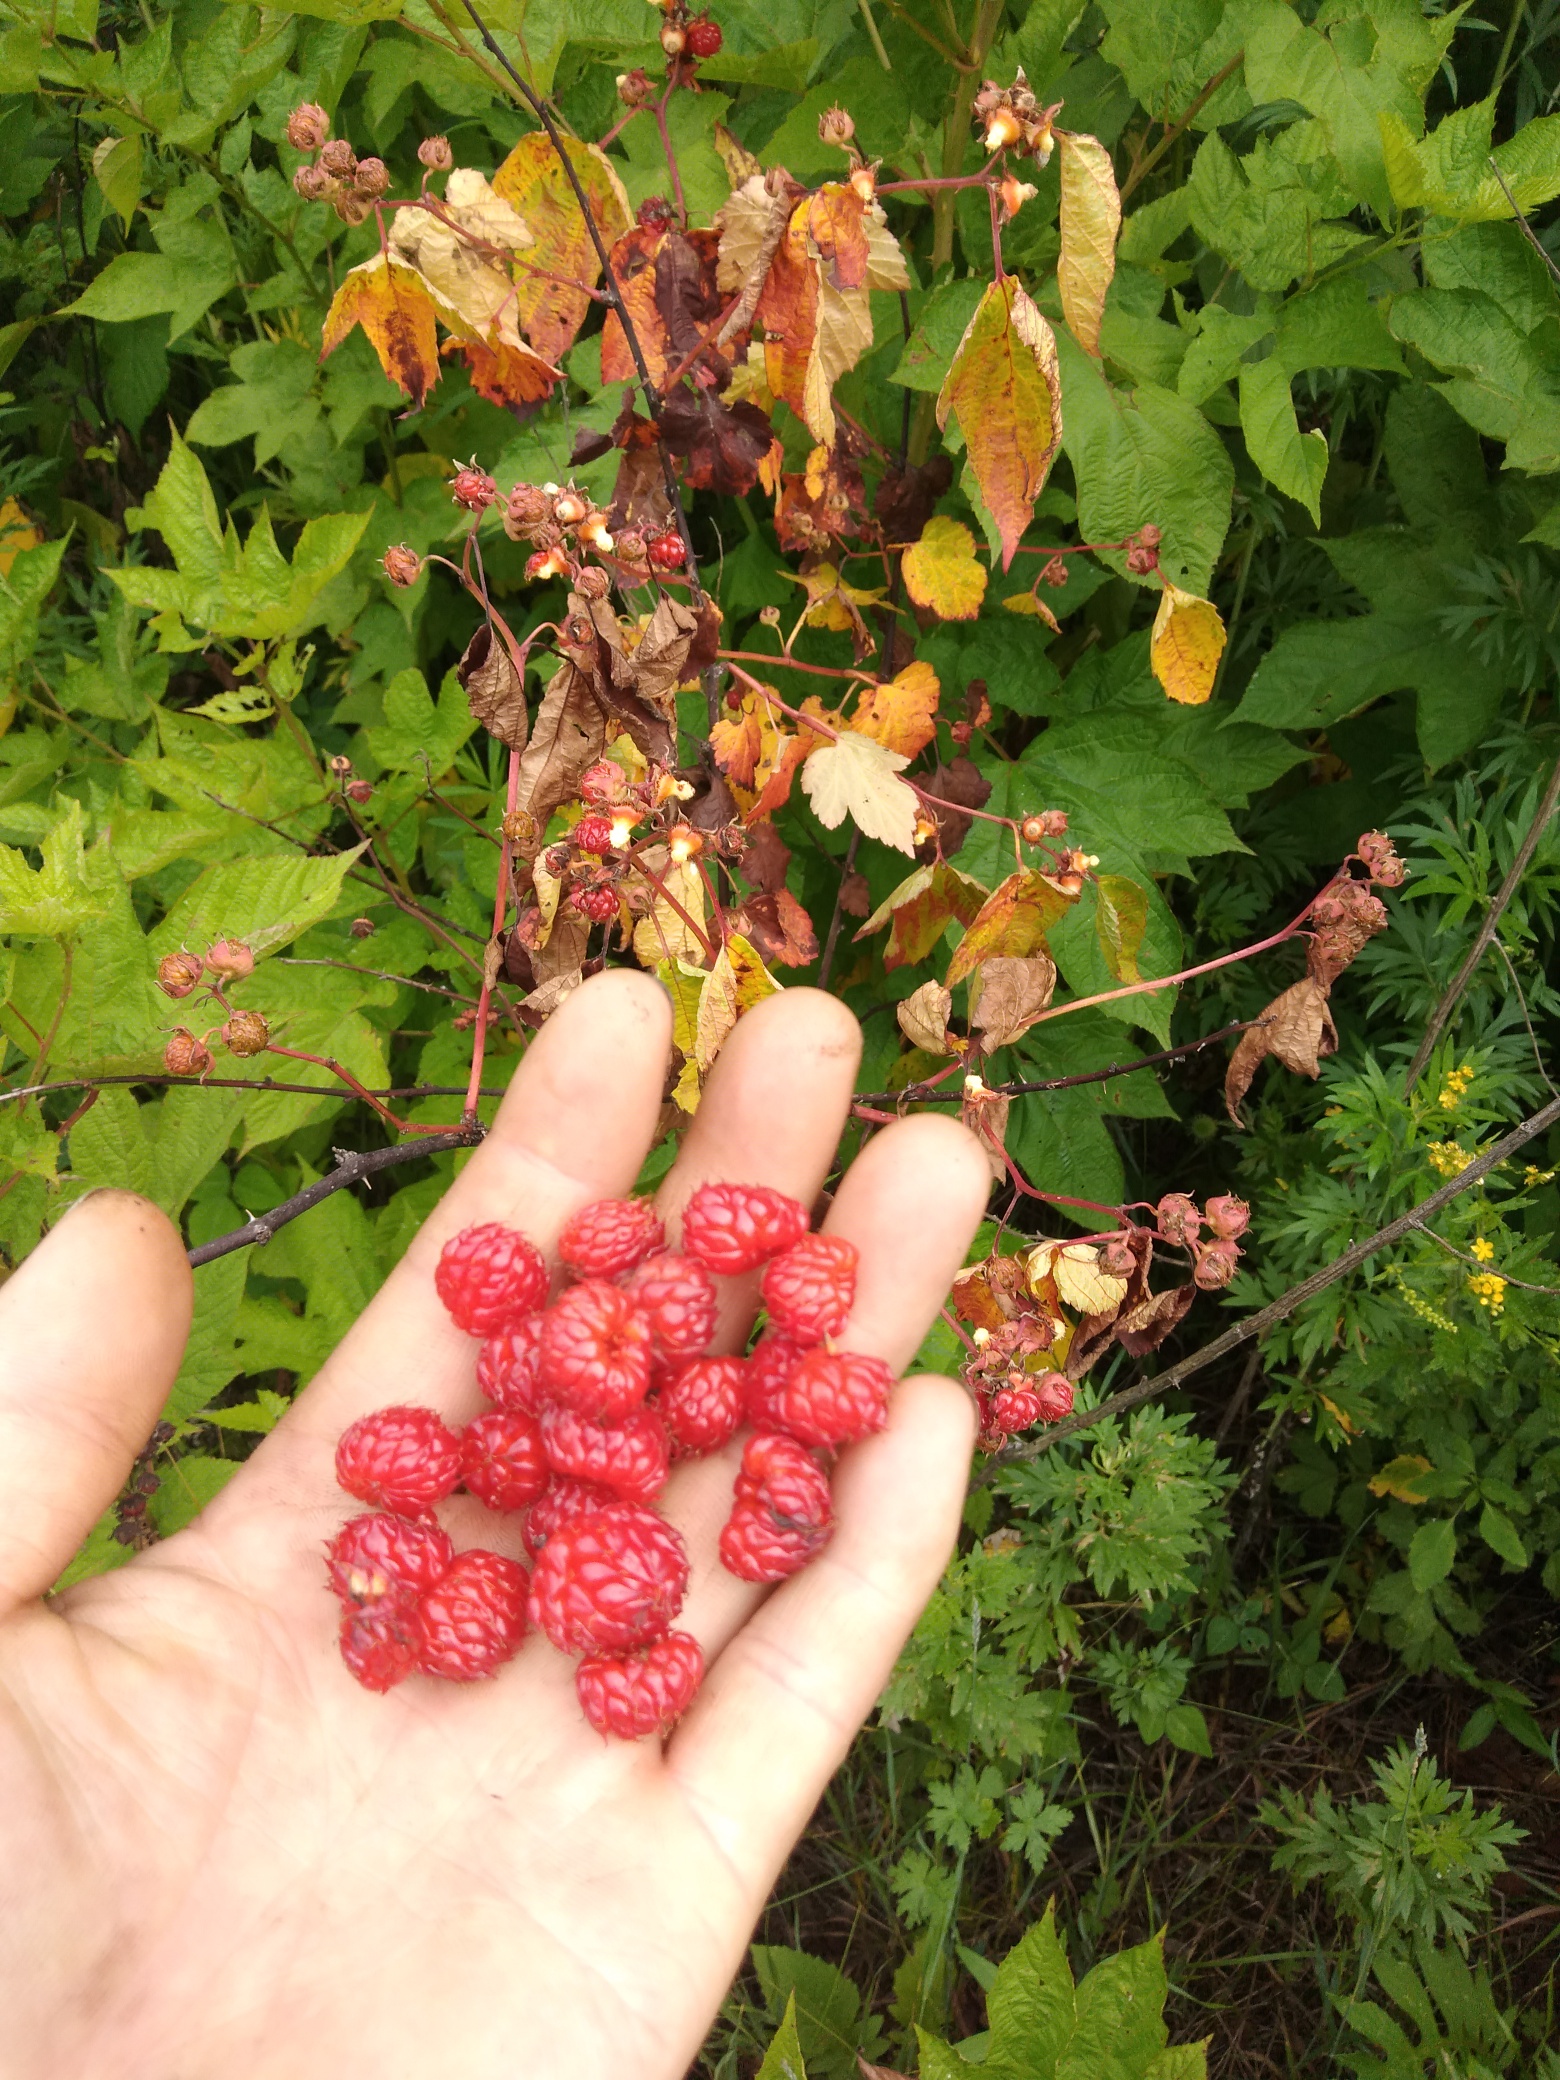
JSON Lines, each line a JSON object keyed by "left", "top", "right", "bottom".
{"left": 620, "top": 1251, "right": 717, "bottom": 1363}
{"left": 654, "top": 1355, "right": 744, "bottom": 1457}
{"left": 435, "top": 1222, "right": 549, "bottom": 1336}
{"left": 744, "top": 1331, "right": 807, "bottom": 1428}
{"left": 719, "top": 1495, "right": 829, "bottom": 1582}
{"left": 326, "top": 1511, "right": 454, "bottom": 1606}
{"left": 539, "top": 1279, "right": 654, "bottom": 1420}
{"left": 734, "top": 1432, "right": 831, "bottom": 1528}
{"left": 576, "top": 1630, "right": 704, "bottom": 1740}
{"left": 522, "top": 1475, "right": 619, "bottom": 1558}
{"left": 339, "top": 1592, "right": 424, "bottom": 1692}
{"left": 335, "top": 1404, "right": 463, "bottom": 1515}
{"left": 527, "top": 1502, "right": 689, "bottom": 1655}
{"left": 773, "top": 1348, "right": 892, "bottom": 1448}
{"left": 540, "top": 1405, "right": 670, "bottom": 1504}
{"left": 559, "top": 1196, "right": 665, "bottom": 1280}
{"left": 476, "top": 1316, "right": 546, "bottom": 1414}
{"left": 761, "top": 1232, "right": 857, "bottom": 1341}
{"left": 680, "top": 1181, "right": 809, "bottom": 1274}
{"left": 416, "top": 1550, "right": 529, "bottom": 1680}
{"left": 462, "top": 1409, "right": 549, "bottom": 1512}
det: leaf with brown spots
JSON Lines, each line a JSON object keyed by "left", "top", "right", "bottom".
{"left": 1225, "top": 976, "right": 1339, "bottom": 1125}
{"left": 1114, "top": 1281, "right": 1196, "bottom": 1356}
{"left": 491, "top": 131, "right": 631, "bottom": 365}
{"left": 444, "top": 334, "right": 560, "bottom": 409}
{"left": 946, "top": 870, "right": 1074, "bottom": 987}
{"left": 897, "top": 979, "right": 955, "bottom": 1053}
{"left": 321, "top": 256, "right": 441, "bottom": 408}
{"left": 734, "top": 887, "right": 818, "bottom": 967}
{"left": 599, "top": 223, "right": 671, "bottom": 385}
{"left": 807, "top": 183, "right": 871, "bottom": 289}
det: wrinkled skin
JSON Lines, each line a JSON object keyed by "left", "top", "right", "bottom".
{"left": 0, "top": 976, "right": 988, "bottom": 2080}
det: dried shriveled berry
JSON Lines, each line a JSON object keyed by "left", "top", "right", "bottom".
{"left": 417, "top": 1550, "right": 529, "bottom": 1680}
{"left": 335, "top": 1404, "right": 463, "bottom": 1515}
{"left": 462, "top": 1409, "right": 549, "bottom": 1512}
{"left": 435, "top": 1222, "right": 549, "bottom": 1337}
{"left": 576, "top": 1630, "right": 703, "bottom": 1739}
{"left": 681, "top": 1181, "right": 809, "bottom": 1275}
{"left": 527, "top": 1502, "right": 688, "bottom": 1655}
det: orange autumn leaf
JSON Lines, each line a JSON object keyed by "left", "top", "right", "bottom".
{"left": 807, "top": 183, "right": 871, "bottom": 289}
{"left": 709, "top": 688, "right": 766, "bottom": 786}
{"left": 855, "top": 860, "right": 988, "bottom": 969}
{"left": 1150, "top": 584, "right": 1227, "bottom": 705}
{"left": 446, "top": 334, "right": 561, "bottom": 409}
{"left": 901, "top": 515, "right": 987, "bottom": 621}
{"left": 0, "top": 495, "right": 42, "bottom": 577}
{"left": 936, "top": 278, "right": 1062, "bottom": 570}
{"left": 599, "top": 224, "right": 670, "bottom": 385}
{"left": 756, "top": 199, "right": 819, "bottom": 430}
{"left": 492, "top": 131, "right": 631, "bottom": 365}
{"left": 851, "top": 659, "right": 941, "bottom": 759}
{"left": 1057, "top": 130, "right": 1121, "bottom": 358}
{"left": 322, "top": 255, "right": 441, "bottom": 408}
{"left": 945, "top": 869, "right": 1075, "bottom": 987}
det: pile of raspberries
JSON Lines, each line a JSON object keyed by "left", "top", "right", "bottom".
{"left": 326, "top": 1182, "right": 889, "bottom": 1739}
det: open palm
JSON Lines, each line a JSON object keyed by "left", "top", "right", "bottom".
{"left": 0, "top": 975, "right": 989, "bottom": 2080}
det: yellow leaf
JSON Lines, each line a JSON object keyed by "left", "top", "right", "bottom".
{"left": 1368, "top": 1454, "right": 1435, "bottom": 1504}
{"left": 937, "top": 279, "right": 1062, "bottom": 570}
{"left": 1028, "top": 1241, "right": 1129, "bottom": 1316}
{"left": 631, "top": 851, "right": 708, "bottom": 967}
{"left": 852, "top": 659, "right": 941, "bottom": 759}
{"left": 491, "top": 132, "right": 631, "bottom": 365}
{"left": 799, "top": 729, "right": 920, "bottom": 855}
{"left": 0, "top": 496, "right": 42, "bottom": 578}
{"left": 897, "top": 979, "right": 956, "bottom": 1054}
{"left": 694, "top": 932, "right": 781, "bottom": 1070}
{"left": 1150, "top": 584, "right": 1227, "bottom": 706}
{"left": 672, "top": 1055, "right": 703, "bottom": 1113}
{"left": 1317, "top": 1392, "right": 1360, "bottom": 1438}
{"left": 1057, "top": 131, "right": 1121, "bottom": 358}
{"left": 321, "top": 255, "right": 442, "bottom": 409}
{"left": 945, "top": 870, "right": 1073, "bottom": 987}
{"left": 1003, "top": 590, "right": 1061, "bottom": 632}
{"left": 783, "top": 562, "right": 884, "bottom": 659}
{"left": 656, "top": 959, "right": 705, "bottom": 1057}
{"left": 901, "top": 515, "right": 987, "bottom": 621}
{"left": 714, "top": 123, "right": 763, "bottom": 186}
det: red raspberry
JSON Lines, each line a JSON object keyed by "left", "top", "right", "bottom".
{"left": 579, "top": 760, "right": 627, "bottom": 806}
{"left": 719, "top": 1495, "right": 829, "bottom": 1582}
{"left": 647, "top": 530, "right": 686, "bottom": 571}
{"left": 571, "top": 883, "right": 619, "bottom": 923}
{"left": 773, "top": 1348, "right": 892, "bottom": 1448}
{"left": 540, "top": 1405, "right": 670, "bottom": 1504}
{"left": 522, "top": 1475, "right": 618, "bottom": 1557}
{"left": 989, "top": 1383, "right": 1042, "bottom": 1434}
{"left": 681, "top": 1181, "right": 809, "bottom": 1274}
{"left": 335, "top": 1405, "right": 463, "bottom": 1515}
{"left": 416, "top": 1549, "right": 529, "bottom": 1680}
{"left": 762, "top": 1232, "right": 858, "bottom": 1341}
{"left": 572, "top": 813, "right": 618, "bottom": 856}
{"left": 340, "top": 1593, "right": 424, "bottom": 1691}
{"left": 1033, "top": 1372, "right": 1074, "bottom": 1421}
{"left": 462, "top": 1409, "right": 549, "bottom": 1511}
{"left": 744, "top": 1331, "right": 807, "bottom": 1427}
{"left": 559, "top": 1196, "right": 665, "bottom": 1279}
{"left": 655, "top": 1355, "right": 745, "bottom": 1457}
{"left": 735, "top": 1431, "right": 832, "bottom": 1527}
{"left": 540, "top": 1279, "right": 654, "bottom": 1420}
{"left": 326, "top": 1511, "right": 454, "bottom": 1606}
{"left": 476, "top": 1316, "right": 545, "bottom": 1414}
{"left": 435, "top": 1222, "right": 548, "bottom": 1336}
{"left": 576, "top": 1630, "right": 704, "bottom": 1739}
{"left": 685, "top": 15, "right": 723, "bottom": 57}
{"left": 527, "top": 1502, "right": 689, "bottom": 1655}
{"left": 620, "top": 1250, "right": 717, "bottom": 1362}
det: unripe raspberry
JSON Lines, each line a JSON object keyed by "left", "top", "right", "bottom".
{"left": 346, "top": 779, "right": 373, "bottom": 804}
{"left": 416, "top": 1549, "right": 529, "bottom": 1681}
{"left": 848, "top": 162, "right": 877, "bottom": 201}
{"left": 540, "top": 1279, "right": 654, "bottom": 1420}
{"left": 580, "top": 760, "right": 628, "bottom": 806}
{"left": 667, "top": 825, "right": 702, "bottom": 864}
{"left": 156, "top": 950, "right": 204, "bottom": 999}
{"left": 382, "top": 543, "right": 422, "bottom": 587}
{"left": 1033, "top": 1372, "right": 1074, "bottom": 1422}
{"left": 335, "top": 1403, "right": 463, "bottom": 1514}
{"left": 340, "top": 1594, "right": 423, "bottom": 1691}
{"left": 685, "top": 14, "right": 722, "bottom": 56}
{"left": 540, "top": 1404, "right": 670, "bottom": 1504}
{"left": 647, "top": 530, "right": 686, "bottom": 571}
{"left": 1205, "top": 1193, "right": 1250, "bottom": 1240}
{"left": 572, "top": 813, "right": 619, "bottom": 857}
{"left": 621, "top": 1251, "right": 718, "bottom": 1363}
{"left": 761, "top": 1232, "right": 857, "bottom": 1341}
{"left": 577, "top": 1630, "right": 703, "bottom": 1739}
{"left": 559, "top": 1195, "right": 664, "bottom": 1277}
{"left": 222, "top": 1009, "right": 270, "bottom": 1057}
{"left": 163, "top": 1027, "right": 213, "bottom": 1077}
{"left": 435, "top": 1221, "right": 549, "bottom": 1337}
{"left": 451, "top": 464, "right": 497, "bottom": 512}
{"left": 477, "top": 1316, "right": 545, "bottom": 1414}
{"left": 773, "top": 1347, "right": 893, "bottom": 1448}
{"left": 326, "top": 1511, "right": 454, "bottom": 1606}
{"left": 527, "top": 1501, "right": 689, "bottom": 1655}
{"left": 614, "top": 527, "right": 649, "bottom": 567}
{"left": 353, "top": 156, "right": 389, "bottom": 198}
{"left": 1156, "top": 1192, "right": 1201, "bottom": 1248}
{"left": 522, "top": 1475, "right": 618, "bottom": 1557}
{"left": 571, "top": 882, "right": 619, "bottom": 923}
{"left": 1194, "top": 1237, "right": 1241, "bottom": 1290}
{"left": 293, "top": 163, "right": 335, "bottom": 202}
{"left": 638, "top": 193, "right": 675, "bottom": 233}
{"left": 418, "top": 134, "right": 454, "bottom": 171}
{"left": 205, "top": 937, "right": 255, "bottom": 980}
{"left": 462, "top": 1408, "right": 549, "bottom": 1511}
{"left": 682, "top": 1180, "right": 810, "bottom": 1274}
{"left": 655, "top": 1355, "right": 744, "bottom": 1456}
{"left": 818, "top": 104, "right": 855, "bottom": 148}
{"left": 617, "top": 67, "right": 658, "bottom": 109}
{"left": 329, "top": 754, "right": 354, "bottom": 780}
{"left": 287, "top": 102, "right": 330, "bottom": 152}
{"left": 553, "top": 488, "right": 588, "bottom": 526}
{"left": 319, "top": 137, "right": 357, "bottom": 178}
{"left": 983, "top": 106, "right": 1024, "bottom": 151}
{"left": 527, "top": 545, "right": 572, "bottom": 582}
{"left": 660, "top": 22, "right": 686, "bottom": 56}
{"left": 574, "top": 564, "right": 611, "bottom": 601}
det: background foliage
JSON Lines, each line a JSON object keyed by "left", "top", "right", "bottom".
{"left": 3, "top": 0, "right": 1560, "bottom": 2070}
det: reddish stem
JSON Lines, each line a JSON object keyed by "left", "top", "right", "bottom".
{"left": 463, "top": 745, "right": 522, "bottom": 1121}
{"left": 265, "top": 1044, "right": 444, "bottom": 1135}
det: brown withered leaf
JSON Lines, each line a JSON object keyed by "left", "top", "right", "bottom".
{"left": 962, "top": 1085, "right": 1011, "bottom": 1182}
{"left": 1225, "top": 976, "right": 1338, "bottom": 1126}
{"left": 918, "top": 756, "right": 992, "bottom": 859}
{"left": 952, "top": 1265, "right": 1009, "bottom": 1331}
{"left": 743, "top": 819, "right": 792, "bottom": 894}
{"left": 653, "top": 228, "right": 726, "bottom": 367}
{"left": 897, "top": 979, "right": 954, "bottom": 1054}
{"left": 658, "top": 385, "right": 775, "bottom": 496}
{"left": 735, "top": 888, "right": 819, "bottom": 967}
{"left": 839, "top": 869, "right": 870, "bottom": 916}
{"left": 875, "top": 453, "right": 954, "bottom": 543}
{"left": 517, "top": 969, "right": 583, "bottom": 1028}
{"left": 685, "top": 759, "right": 739, "bottom": 834}
{"left": 615, "top": 593, "right": 699, "bottom": 716}
{"left": 858, "top": 2062, "right": 916, "bottom": 2080}
{"left": 1114, "top": 1281, "right": 1196, "bottom": 1357}
{"left": 969, "top": 952, "right": 1057, "bottom": 1049}
{"left": 609, "top": 428, "right": 675, "bottom": 537}
{"left": 457, "top": 622, "right": 528, "bottom": 752}
{"left": 557, "top": 597, "right": 681, "bottom": 766}
{"left": 534, "top": 906, "right": 591, "bottom": 985}
{"left": 510, "top": 661, "right": 607, "bottom": 859}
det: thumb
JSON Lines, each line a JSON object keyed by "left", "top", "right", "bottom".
{"left": 0, "top": 1190, "right": 193, "bottom": 1613}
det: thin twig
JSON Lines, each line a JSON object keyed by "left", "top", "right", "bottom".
{"left": 1485, "top": 157, "right": 1560, "bottom": 291}
{"left": 1404, "top": 755, "right": 1560, "bottom": 1090}
{"left": 816, "top": 830, "right": 860, "bottom": 992}
{"left": 855, "top": 1020, "right": 1257, "bottom": 1107}
{"left": 999, "top": 1090, "right": 1560, "bottom": 1461}
{"left": 276, "top": 958, "right": 480, "bottom": 1006}
{"left": 1120, "top": 52, "right": 1245, "bottom": 202}
{"left": 186, "top": 1129, "right": 485, "bottom": 1267}
{"left": 1407, "top": 1218, "right": 1560, "bottom": 1294}
{"left": 1, "top": 1075, "right": 511, "bottom": 1107}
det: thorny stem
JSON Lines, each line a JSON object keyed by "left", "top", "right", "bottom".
{"left": 816, "top": 829, "right": 861, "bottom": 991}
{"left": 654, "top": 92, "right": 689, "bottom": 224}
{"left": 853, "top": 1020, "right": 1258, "bottom": 1106}
{"left": 263, "top": 1043, "right": 446, "bottom": 1136}
{"left": 2, "top": 1075, "right": 515, "bottom": 1108}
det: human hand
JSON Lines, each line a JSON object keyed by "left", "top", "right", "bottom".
{"left": 0, "top": 974, "right": 989, "bottom": 2080}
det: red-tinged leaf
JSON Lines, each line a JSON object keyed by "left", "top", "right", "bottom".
{"left": 657, "top": 386, "right": 775, "bottom": 495}
{"left": 321, "top": 255, "right": 440, "bottom": 408}
{"left": 952, "top": 1266, "right": 1009, "bottom": 1332}
{"left": 1095, "top": 872, "right": 1148, "bottom": 983}
{"left": 492, "top": 131, "right": 631, "bottom": 365}
{"left": 936, "top": 278, "right": 1063, "bottom": 569}
{"left": 735, "top": 887, "right": 819, "bottom": 967}
{"left": 756, "top": 198, "right": 820, "bottom": 426}
{"left": 855, "top": 861, "right": 987, "bottom": 970}
{"left": 807, "top": 182, "right": 871, "bottom": 289}
{"left": 851, "top": 659, "right": 940, "bottom": 759}
{"left": 710, "top": 691, "right": 767, "bottom": 787}
{"left": 444, "top": 334, "right": 560, "bottom": 408}
{"left": 1057, "top": 130, "right": 1121, "bottom": 358}
{"left": 599, "top": 224, "right": 670, "bottom": 385}
{"left": 945, "top": 869, "right": 1074, "bottom": 987}
{"left": 652, "top": 227, "right": 724, "bottom": 363}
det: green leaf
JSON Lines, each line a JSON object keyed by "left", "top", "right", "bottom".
{"left": 1275, "top": 276, "right": 1405, "bottom": 379}
{"left": 1185, "top": 129, "right": 1368, "bottom": 294}
{"left": 1163, "top": 1703, "right": 1213, "bottom": 1758}
{"left": 1238, "top": 356, "right": 1328, "bottom": 523}
{"left": 92, "top": 132, "right": 144, "bottom": 229}
{"left": 67, "top": 1087, "right": 153, "bottom": 1197}
{"left": 161, "top": 1252, "right": 249, "bottom": 1425}
{"left": 985, "top": 1902, "right": 1077, "bottom": 2072}
{"left": 149, "top": 847, "right": 367, "bottom": 964}
{"left": 894, "top": 280, "right": 991, "bottom": 395}
{"left": 1095, "top": 873, "right": 1148, "bottom": 983}
{"left": 1478, "top": 1503, "right": 1529, "bottom": 1571}
{"left": 1175, "top": 305, "right": 1273, "bottom": 407}
{"left": 698, "top": 37, "right": 817, "bottom": 88}
{"left": 0, "top": 799, "right": 115, "bottom": 938}
{"left": 364, "top": 667, "right": 478, "bottom": 778}
{"left": 185, "top": 339, "right": 322, "bottom": 468}
{"left": 64, "top": 244, "right": 235, "bottom": 343}
{"left": 1387, "top": 285, "right": 1560, "bottom": 474}
{"left": 148, "top": 1451, "right": 241, "bottom": 1535}
{"left": 1408, "top": 1516, "right": 1458, "bottom": 1593}
{"left": 756, "top": 1991, "right": 810, "bottom": 2080}
{"left": 751, "top": 1948, "right": 867, "bottom": 2080}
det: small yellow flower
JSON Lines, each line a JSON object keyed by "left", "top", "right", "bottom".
{"left": 1437, "top": 1065, "right": 1474, "bottom": 1110}
{"left": 1524, "top": 1164, "right": 1557, "bottom": 1187}
{"left": 1471, "top": 1237, "right": 1495, "bottom": 1263}
{"left": 1427, "top": 1140, "right": 1471, "bottom": 1178}
{"left": 1468, "top": 1271, "right": 1507, "bottom": 1314}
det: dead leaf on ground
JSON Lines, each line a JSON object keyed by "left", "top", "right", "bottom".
{"left": 457, "top": 622, "right": 528, "bottom": 751}
{"left": 1225, "top": 976, "right": 1338, "bottom": 1125}
{"left": 969, "top": 952, "right": 1057, "bottom": 1049}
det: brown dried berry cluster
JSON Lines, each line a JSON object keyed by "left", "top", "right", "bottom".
{"left": 971, "top": 69, "right": 1061, "bottom": 162}
{"left": 155, "top": 937, "right": 272, "bottom": 1078}
{"left": 287, "top": 103, "right": 388, "bottom": 226}
{"left": 327, "top": 1183, "right": 892, "bottom": 1740}
{"left": 500, "top": 477, "right": 686, "bottom": 588}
